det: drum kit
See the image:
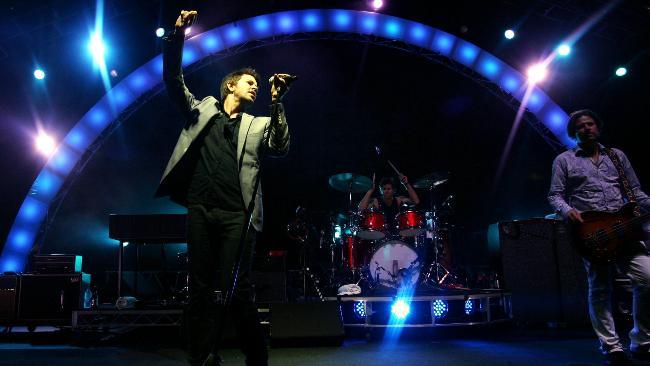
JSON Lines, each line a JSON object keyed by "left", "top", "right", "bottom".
{"left": 289, "top": 171, "right": 460, "bottom": 295}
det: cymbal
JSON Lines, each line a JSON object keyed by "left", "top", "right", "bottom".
{"left": 328, "top": 173, "right": 372, "bottom": 193}
{"left": 413, "top": 171, "right": 450, "bottom": 189}
{"left": 333, "top": 211, "right": 355, "bottom": 225}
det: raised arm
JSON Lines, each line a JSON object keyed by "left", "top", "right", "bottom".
{"left": 162, "top": 10, "right": 200, "bottom": 122}
{"left": 264, "top": 74, "right": 293, "bottom": 157}
{"left": 399, "top": 174, "right": 420, "bottom": 205}
{"left": 359, "top": 174, "right": 376, "bottom": 210}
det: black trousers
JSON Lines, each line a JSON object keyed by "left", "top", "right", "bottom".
{"left": 186, "top": 204, "right": 267, "bottom": 366}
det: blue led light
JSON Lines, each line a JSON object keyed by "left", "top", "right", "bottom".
{"left": 31, "top": 169, "right": 64, "bottom": 202}
{"left": 454, "top": 41, "right": 479, "bottom": 67}
{"left": 332, "top": 11, "right": 352, "bottom": 30}
{"left": 360, "top": 15, "right": 377, "bottom": 33}
{"left": 49, "top": 145, "right": 79, "bottom": 176}
{"left": 199, "top": 34, "right": 222, "bottom": 53}
{"left": 432, "top": 299, "right": 448, "bottom": 319}
{"left": 278, "top": 15, "right": 296, "bottom": 32}
{"left": 17, "top": 197, "right": 48, "bottom": 224}
{"left": 253, "top": 17, "right": 270, "bottom": 32}
{"left": 384, "top": 20, "right": 402, "bottom": 38}
{"left": 302, "top": 12, "right": 321, "bottom": 29}
{"left": 0, "top": 255, "right": 22, "bottom": 272}
{"left": 477, "top": 55, "right": 502, "bottom": 81}
{"left": 432, "top": 31, "right": 455, "bottom": 55}
{"left": 525, "top": 88, "right": 549, "bottom": 113}
{"left": 182, "top": 46, "right": 199, "bottom": 66}
{"left": 106, "top": 85, "right": 134, "bottom": 110}
{"left": 465, "top": 299, "right": 475, "bottom": 315}
{"left": 500, "top": 74, "right": 521, "bottom": 94}
{"left": 65, "top": 126, "right": 92, "bottom": 153}
{"left": 87, "top": 107, "right": 109, "bottom": 130}
{"left": 353, "top": 301, "right": 366, "bottom": 318}
{"left": 225, "top": 25, "right": 243, "bottom": 45}
{"left": 144, "top": 56, "right": 164, "bottom": 78}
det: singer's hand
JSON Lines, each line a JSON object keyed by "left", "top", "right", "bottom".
{"left": 270, "top": 73, "right": 292, "bottom": 102}
{"left": 175, "top": 10, "right": 197, "bottom": 31}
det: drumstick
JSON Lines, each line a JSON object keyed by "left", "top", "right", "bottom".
{"left": 387, "top": 160, "right": 408, "bottom": 188}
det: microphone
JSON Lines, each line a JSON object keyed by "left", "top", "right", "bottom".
{"left": 268, "top": 74, "right": 298, "bottom": 86}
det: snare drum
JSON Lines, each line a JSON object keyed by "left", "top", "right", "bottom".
{"left": 396, "top": 209, "right": 424, "bottom": 237}
{"left": 357, "top": 209, "right": 386, "bottom": 240}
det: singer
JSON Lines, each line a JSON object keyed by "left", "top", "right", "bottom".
{"left": 154, "top": 10, "right": 292, "bottom": 366}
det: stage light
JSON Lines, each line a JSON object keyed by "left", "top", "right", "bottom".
{"left": 155, "top": 27, "right": 165, "bottom": 37}
{"left": 527, "top": 63, "right": 547, "bottom": 84}
{"left": 110, "top": 69, "right": 118, "bottom": 77}
{"left": 88, "top": 32, "right": 107, "bottom": 67}
{"left": 615, "top": 67, "right": 627, "bottom": 77}
{"left": 557, "top": 44, "right": 571, "bottom": 56}
{"left": 35, "top": 132, "right": 56, "bottom": 156}
{"left": 391, "top": 299, "right": 410, "bottom": 319}
{"left": 185, "top": 27, "right": 192, "bottom": 36}
{"left": 431, "top": 299, "right": 448, "bottom": 319}
{"left": 33, "top": 69, "right": 45, "bottom": 80}
{"left": 123, "top": 241, "right": 130, "bottom": 247}
{"left": 371, "top": 0, "right": 384, "bottom": 11}
{"left": 504, "top": 29, "right": 515, "bottom": 39}
{"left": 465, "top": 299, "right": 475, "bottom": 315}
{"left": 353, "top": 301, "right": 366, "bottom": 318}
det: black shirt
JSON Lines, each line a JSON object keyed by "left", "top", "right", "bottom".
{"left": 186, "top": 111, "right": 245, "bottom": 211}
{"left": 377, "top": 197, "right": 400, "bottom": 231}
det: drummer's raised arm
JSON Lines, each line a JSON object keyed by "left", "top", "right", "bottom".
{"left": 358, "top": 174, "right": 376, "bottom": 210}
{"left": 399, "top": 174, "right": 420, "bottom": 205}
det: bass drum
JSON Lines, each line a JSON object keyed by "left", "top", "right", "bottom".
{"left": 367, "top": 239, "right": 420, "bottom": 289}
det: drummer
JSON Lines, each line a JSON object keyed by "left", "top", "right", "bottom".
{"left": 359, "top": 174, "right": 420, "bottom": 231}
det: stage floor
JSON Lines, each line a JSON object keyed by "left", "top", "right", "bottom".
{"left": 0, "top": 326, "right": 635, "bottom": 366}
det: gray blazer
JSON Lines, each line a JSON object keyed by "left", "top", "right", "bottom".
{"left": 154, "top": 32, "right": 290, "bottom": 231}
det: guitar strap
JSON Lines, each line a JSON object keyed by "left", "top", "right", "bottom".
{"left": 603, "top": 147, "right": 642, "bottom": 217}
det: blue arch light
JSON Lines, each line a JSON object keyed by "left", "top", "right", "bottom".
{"left": 1, "top": 9, "right": 573, "bottom": 271}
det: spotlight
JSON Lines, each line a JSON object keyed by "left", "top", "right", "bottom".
{"left": 184, "top": 27, "right": 192, "bottom": 36}
{"left": 353, "top": 301, "right": 366, "bottom": 318}
{"left": 155, "top": 27, "right": 165, "bottom": 38}
{"left": 110, "top": 69, "right": 118, "bottom": 77}
{"left": 88, "top": 32, "right": 106, "bottom": 66}
{"left": 504, "top": 29, "right": 515, "bottom": 39}
{"left": 615, "top": 67, "right": 627, "bottom": 77}
{"left": 527, "top": 63, "right": 548, "bottom": 84}
{"left": 35, "top": 132, "right": 56, "bottom": 156}
{"left": 431, "top": 299, "right": 448, "bottom": 319}
{"left": 391, "top": 299, "right": 410, "bottom": 319}
{"left": 557, "top": 44, "right": 571, "bottom": 56}
{"left": 371, "top": 0, "right": 384, "bottom": 10}
{"left": 33, "top": 69, "right": 45, "bottom": 80}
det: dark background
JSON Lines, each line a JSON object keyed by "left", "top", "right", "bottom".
{"left": 1, "top": 1, "right": 648, "bottom": 278}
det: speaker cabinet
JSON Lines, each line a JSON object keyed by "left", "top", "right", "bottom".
{"left": 270, "top": 301, "right": 344, "bottom": 347}
{"left": 493, "top": 218, "right": 589, "bottom": 325}
{"left": 0, "top": 275, "right": 19, "bottom": 324}
{"left": 17, "top": 273, "right": 91, "bottom": 325}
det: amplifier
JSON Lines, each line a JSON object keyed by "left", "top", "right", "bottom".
{"left": 17, "top": 273, "right": 91, "bottom": 325}
{"left": 33, "top": 254, "right": 82, "bottom": 273}
{"left": 0, "top": 275, "right": 19, "bottom": 323}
